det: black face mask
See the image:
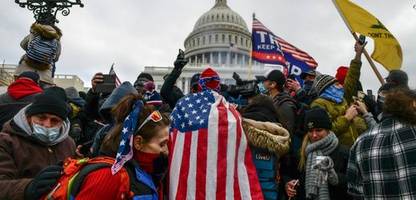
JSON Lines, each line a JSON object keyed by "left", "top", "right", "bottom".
{"left": 303, "top": 80, "right": 314, "bottom": 92}
{"left": 152, "top": 153, "right": 169, "bottom": 183}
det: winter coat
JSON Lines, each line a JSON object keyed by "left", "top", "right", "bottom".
{"left": 0, "top": 79, "right": 42, "bottom": 129}
{"left": 0, "top": 108, "right": 75, "bottom": 200}
{"left": 272, "top": 92, "right": 297, "bottom": 134}
{"left": 75, "top": 159, "right": 161, "bottom": 200}
{"left": 311, "top": 60, "right": 367, "bottom": 146}
{"left": 283, "top": 145, "right": 351, "bottom": 200}
{"left": 160, "top": 67, "right": 185, "bottom": 109}
{"left": 242, "top": 99, "right": 290, "bottom": 200}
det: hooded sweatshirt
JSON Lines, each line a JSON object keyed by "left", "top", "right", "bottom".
{"left": 0, "top": 106, "right": 75, "bottom": 200}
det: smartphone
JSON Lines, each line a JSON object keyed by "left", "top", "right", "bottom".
{"left": 95, "top": 74, "right": 116, "bottom": 93}
{"left": 358, "top": 35, "right": 366, "bottom": 45}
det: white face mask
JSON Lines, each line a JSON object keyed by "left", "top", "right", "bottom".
{"left": 32, "top": 123, "right": 61, "bottom": 143}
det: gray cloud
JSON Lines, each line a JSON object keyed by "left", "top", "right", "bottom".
{"left": 1, "top": 0, "right": 414, "bottom": 91}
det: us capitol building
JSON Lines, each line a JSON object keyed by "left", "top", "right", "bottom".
{"left": 144, "top": 0, "right": 278, "bottom": 93}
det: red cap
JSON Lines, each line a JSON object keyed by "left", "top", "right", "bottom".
{"left": 335, "top": 66, "right": 349, "bottom": 85}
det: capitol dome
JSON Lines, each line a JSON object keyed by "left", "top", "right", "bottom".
{"left": 184, "top": 0, "right": 252, "bottom": 67}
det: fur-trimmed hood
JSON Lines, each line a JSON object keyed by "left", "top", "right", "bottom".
{"left": 242, "top": 118, "right": 290, "bottom": 157}
{"left": 30, "top": 23, "right": 62, "bottom": 40}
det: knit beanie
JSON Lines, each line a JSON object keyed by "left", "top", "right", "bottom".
{"left": 144, "top": 91, "right": 163, "bottom": 107}
{"left": 17, "top": 71, "right": 40, "bottom": 83}
{"left": 335, "top": 66, "right": 349, "bottom": 85}
{"left": 65, "top": 87, "right": 85, "bottom": 107}
{"left": 304, "top": 107, "right": 332, "bottom": 131}
{"left": 26, "top": 35, "right": 59, "bottom": 65}
{"left": 137, "top": 72, "right": 154, "bottom": 82}
{"left": 385, "top": 70, "right": 409, "bottom": 88}
{"left": 199, "top": 67, "right": 220, "bottom": 91}
{"left": 26, "top": 87, "right": 69, "bottom": 119}
{"left": 311, "top": 74, "right": 337, "bottom": 95}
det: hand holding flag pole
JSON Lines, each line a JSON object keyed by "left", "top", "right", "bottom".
{"left": 332, "top": 0, "right": 386, "bottom": 85}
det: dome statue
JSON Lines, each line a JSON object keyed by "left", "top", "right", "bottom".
{"left": 184, "top": 0, "right": 252, "bottom": 68}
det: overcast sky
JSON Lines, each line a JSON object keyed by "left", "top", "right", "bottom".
{"left": 1, "top": 0, "right": 415, "bottom": 91}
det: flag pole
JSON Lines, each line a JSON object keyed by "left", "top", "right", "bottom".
{"left": 248, "top": 13, "right": 255, "bottom": 79}
{"left": 331, "top": 0, "right": 385, "bottom": 85}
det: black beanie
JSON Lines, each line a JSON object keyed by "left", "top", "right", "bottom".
{"left": 304, "top": 107, "right": 332, "bottom": 131}
{"left": 26, "top": 87, "right": 69, "bottom": 119}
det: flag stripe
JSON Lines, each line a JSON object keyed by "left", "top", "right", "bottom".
{"left": 169, "top": 129, "right": 183, "bottom": 199}
{"left": 244, "top": 135, "right": 264, "bottom": 199}
{"left": 186, "top": 132, "right": 199, "bottom": 199}
{"left": 229, "top": 106, "right": 242, "bottom": 200}
{"left": 196, "top": 128, "right": 208, "bottom": 200}
{"left": 236, "top": 124, "right": 252, "bottom": 200}
{"left": 225, "top": 104, "right": 237, "bottom": 200}
{"left": 206, "top": 100, "right": 219, "bottom": 199}
{"left": 175, "top": 132, "right": 192, "bottom": 200}
{"left": 216, "top": 101, "right": 228, "bottom": 200}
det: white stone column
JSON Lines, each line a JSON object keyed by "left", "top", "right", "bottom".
{"left": 185, "top": 78, "right": 190, "bottom": 94}
{"left": 210, "top": 53, "right": 213, "bottom": 65}
{"left": 202, "top": 54, "right": 205, "bottom": 65}
{"left": 234, "top": 53, "right": 238, "bottom": 65}
{"left": 218, "top": 52, "right": 222, "bottom": 66}
{"left": 227, "top": 52, "right": 231, "bottom": 66}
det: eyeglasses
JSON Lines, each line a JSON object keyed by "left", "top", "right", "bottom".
{"left": 136, "top": 111, "right": 163, "bottom": 132}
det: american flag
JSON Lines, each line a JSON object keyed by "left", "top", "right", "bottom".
{"left": 111, "top": 100, "right": 143, "bottom": 175}
{"left": 109, "top": 63, "right": 122, "bottom": 87}
{"left": 168, "top": 90, "right": 264, "bottom": 200}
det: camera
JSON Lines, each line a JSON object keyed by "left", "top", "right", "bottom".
{"left": 225, "top": 72, "right": 260, "bottom": 98}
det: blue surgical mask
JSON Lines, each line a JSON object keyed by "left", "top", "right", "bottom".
{"left": 257, "top": 82, "right": 268, "bottom": 94}
{"left": 32, "top": 123, "right": 61, "bottom": 143}
{"left": 320, "top": 84, "right": 344, "bottom": 104}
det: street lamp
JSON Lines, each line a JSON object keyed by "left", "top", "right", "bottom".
{"left": 15, "top": 0, "right": 84, "bottom": 25}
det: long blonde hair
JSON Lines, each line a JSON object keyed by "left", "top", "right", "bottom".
{"left": 298, "top": 134, "right": 310, "bottom": 171}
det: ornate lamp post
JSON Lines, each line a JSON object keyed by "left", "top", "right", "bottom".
{"left": 15, "top": 0, "right": 84, "bottom": 25}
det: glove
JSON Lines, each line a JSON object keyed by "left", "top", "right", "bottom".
{"left": 174, "top": 49, "right": 188, "bottom": 70}
{"left": 24, "top": 165, "right": 63, "bottom": 200}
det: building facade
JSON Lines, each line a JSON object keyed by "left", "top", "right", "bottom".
{"left": 0, "top": 64, "right": 86, "bottom": 92}
{"left": 144, "top": 0, "right": 271, "bottom": 93}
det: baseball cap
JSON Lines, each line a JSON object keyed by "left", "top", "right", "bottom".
{"left": 256, "top": 69, "right": 286, "bottom": 86}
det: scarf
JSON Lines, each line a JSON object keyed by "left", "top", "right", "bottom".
{"left": 8, "top": 79, "right": 43, "bottom": 100}
{"left": 305, "top": 132, "right": 339, "bottom": 200}
{"left": 320, "top": 85, "right": 344, "bottom": 104}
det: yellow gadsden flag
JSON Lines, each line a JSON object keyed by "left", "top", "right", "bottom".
{"left": 334, "top": 0, "right": 402, "bottom": 70}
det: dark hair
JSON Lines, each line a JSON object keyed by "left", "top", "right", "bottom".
{"left": 101, "top": 94, "right": 170, "bottom": 155}
{"left": 383, "top": 88, "right": 416, "bottom": 125}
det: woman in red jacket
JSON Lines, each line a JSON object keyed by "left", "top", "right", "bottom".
{"left": 75, "top": 93, "right": 170, "bottom": 200}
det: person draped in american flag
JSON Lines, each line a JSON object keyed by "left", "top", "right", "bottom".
{"left": 169, "top": 67, "right": 264, "bottom": 200}
{"left": 69, "top": 93, "right": 170, "bottom": 200}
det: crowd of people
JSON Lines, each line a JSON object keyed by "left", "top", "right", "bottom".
{"left": 0, "top": 22, "right": 415, "bottom": 200}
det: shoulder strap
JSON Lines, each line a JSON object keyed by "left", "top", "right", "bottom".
{"left": 125, "top": 162, "right": 154, "bottom": 195}
{"left": 69, "top": 163, "right": 111, "bottom": 198}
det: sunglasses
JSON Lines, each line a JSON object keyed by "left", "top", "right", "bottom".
{"left": 136, "top": 111, "right": 163, "bottom": 132}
